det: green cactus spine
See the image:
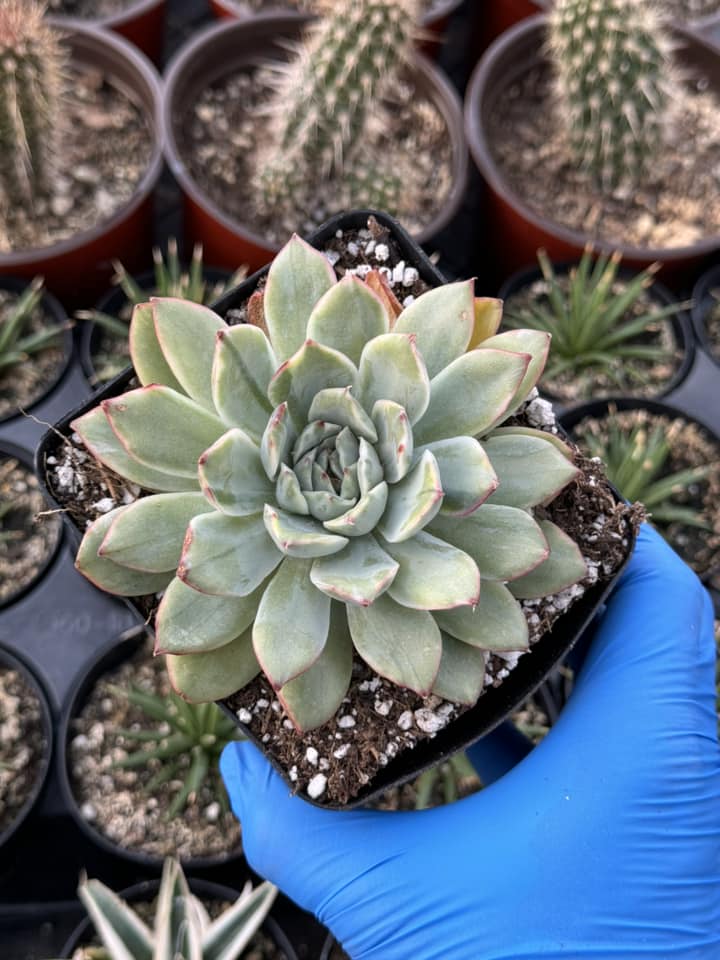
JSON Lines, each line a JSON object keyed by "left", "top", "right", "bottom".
{"left": 257, "top": 0, "right": 418, "bottom": 213}
{"left": 0, "top": 0, "right": 65, "bottom": 206}
{"left": 549, "top": 0, "right": 674, "bottom": 190}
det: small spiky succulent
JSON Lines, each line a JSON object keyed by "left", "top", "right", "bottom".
{"left": 548, "top": 0, "right": 674, "bottom": 189}
{"left": 73, "top": 235, "right": 587, "bottom": 732}
{"left": 74, "top": 859, "right": 277, "bottom": 960}
{"left": 503, "top": 247, "right": 684, "bottom": 394}
{"left": 0, "top": 0, "right": 65, "bottom": 206}
{"left": 576, "top": 408, "right": 714, "bottom": 528}
{"left": 0, "top": 276, "right": 65, "bottom": 373}
{"left": 77, "top": 240, "right": 248, "bottom": 384}
{"left": 111, "top": 684, "right": 240, "bottom": 819}
{"left": 256, "top": 0, "right": 416, "bottom": 214}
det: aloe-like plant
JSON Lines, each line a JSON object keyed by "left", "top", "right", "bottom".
{"left": 0, "top": 277, "right": 66, "bottom": 373}
{"left": 549, "top": 0, "right": 674, "bottom": 190}
{"left": 577, "top": 409, "right": 714, "bottom": 527}
{"left": 503, "top": 248, "right": 686, "bottom": 394}
{"left": 71, "top": 858, "right": 277, "bottom": 960}
{"left": 77, "top": 240, "right": 248, "bottom": 384}
{"left": 111, "top": 684, "right": 240, "bottom": 819}
{"left": 72, "top": 235, "right": 588, "bottom": 732}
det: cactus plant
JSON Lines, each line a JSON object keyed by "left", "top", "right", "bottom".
{"left": 72, "top": 859, "right": 277, "bottom": 960}
{"left": 0, "top": 0, "right": 65, "bottom": 207}
{"left": 548, "top": 0, "right": 675, "bottom": 190}
{"left": 0, "top": 276, "right": 66, "bottom": 373}
{"left": 110, "top": 684, "right": 241, "bottom": 819}
{"left": 256, "top": 0, "right": 417, "bottom": 215}
{"left": 503, "top": 247, "right": 686, "bottom": 396}
{"left": 70, "top": 234, "right": 590, "bottom": 733}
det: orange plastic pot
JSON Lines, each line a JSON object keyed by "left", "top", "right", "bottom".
{"left": 163, "top": 13, "right": 468, "bottom": 273}
{"left": 464, "top": 15, "right": 720, "bottom": 288}
{"left": 51, "top": 0, "right": 166, "bottom": 64}
{"left": 0, "top": 24, "right": 164, "bottom": 308}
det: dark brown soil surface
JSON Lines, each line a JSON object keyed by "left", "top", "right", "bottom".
{"left": 1, "top": 64, "right": 152, "bottom": 254}
{"left": 68, "top": 636, "right": 242, "bottom": 862}
{"left": 179, "top": 62, "right": 453, "bottom": 245}
{"left": 504, "top": 277, "right": 684, "bottom": 402}
{"left": 0, "top": 666, "right": 47, "bottom": 834}
{"left": 0, "top": 457, "right": 62, "bottom": 606}
{"left": 0, "top": 289, "right": 67, "bottom": 420}
{"left": 487, "top": 63, "right": 720, "bottom": 251}
{"left": 571, "top": 408, "right": 720, "bottom": 582}
{"left": 47, "top": 0, "right": 140, "bottom": 17}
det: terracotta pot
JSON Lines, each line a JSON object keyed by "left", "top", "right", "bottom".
{"left": 464, "top": 16, "right": 720, "bottom": 287}
{"left": 162, "top": 13, "right": 469, "bottom": 273}
{"left": 52, "top": 0, "right": 167, "bottom": 64}
{"left": 0, "top": 23, "right": 164, "bottom": 308}
{"left": 497, "top": 259, "right": 695, "bottom": 407}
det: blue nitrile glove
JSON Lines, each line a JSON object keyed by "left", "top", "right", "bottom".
{"left": 220, "top": 525, "right": 720, "bottom": 959}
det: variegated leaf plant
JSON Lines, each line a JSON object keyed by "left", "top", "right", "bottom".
{"left": 72, "top": 236, "right": 587, "bottom": 732}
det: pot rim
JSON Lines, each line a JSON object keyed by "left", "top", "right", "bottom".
{"left": 0, "top": 644, "right": 54, "bottom": 852}
{"left": 56, "top": 629, "right": 246, "bottom": 872}
{"left": 464, "top": 15, "right": 720, "bottom": 264}
{"left": 0, "top": 20, "right": 164, "bottom": 270}
{"left": 0, "top": 276, "right": 74, "bottom": 426}
{"left": 496, "top": 257, "right": 696, "bottom": 403}
{"left": 161, "top": 12, "right": 468, "bottom": 253}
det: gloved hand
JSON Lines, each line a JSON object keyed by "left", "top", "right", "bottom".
{"left": 221, "top": 525, "right": 720, "bottom": 959}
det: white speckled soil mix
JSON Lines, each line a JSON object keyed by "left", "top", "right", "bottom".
{"left": 0, "top": 666, "right": 47, "bottom": 834}
{"left": 1, "top": 65, "right": 152, "bottom": 255}
{"left": 68, "top": 636, "right": 242, "bottom": 862}
{"left": 487, "top": 65, "right": 720, "bottom": 251}
{"left": 0, "top": 457, "right": 62, "bottom": 606}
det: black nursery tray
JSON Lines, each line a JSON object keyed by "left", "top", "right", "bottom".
{"left": 35, "top": 209, "right": 638, "bottom": 812}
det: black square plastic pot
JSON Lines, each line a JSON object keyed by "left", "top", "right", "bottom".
{"left": 35, "top": 210, "right": 636, "bottom": 810}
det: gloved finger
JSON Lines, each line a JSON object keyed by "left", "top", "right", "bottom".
{"left": 465, "top": 720, "right": 533, "bottom": 785}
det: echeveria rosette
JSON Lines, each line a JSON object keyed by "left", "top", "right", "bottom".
{"left": 72, "top": 236, "right": 587, "bottom": 732}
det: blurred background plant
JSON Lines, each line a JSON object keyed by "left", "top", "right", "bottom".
{"left": 0, "top": 277, "right": 65, "bottom": 374}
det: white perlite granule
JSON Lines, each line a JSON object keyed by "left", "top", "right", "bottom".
{"left": 307, "top": 773, "right": 327, "bottom": 799}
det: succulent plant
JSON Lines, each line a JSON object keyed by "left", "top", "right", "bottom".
{"left": 576, "top": 408, "right": 714, "bottom": 528}
{"left": 76, "top": 240, "right": 248, "bottom": 384}
{"left": 110, "top": 684, "right": 240, "bottom": 819}
{"left": 0, "top": 276, "right": 66, "bottom": 373}
{"left": 73, "top": 858, "right": 277, "bottom": 960}
{"left": 256, "top": 0, "right": 417, "bottom": 215}
{"left": 503, "top": 247, "right": 685, "bottom": 394}
{"left": 413, "top": 751, "right": 480, "bottom": 810}
{"left": 0, "top": 0, "right": 65, "bottom": 206}
{"left": 549, "top": 0, "right": 674, "bottom": 190}
{"left": 0, "top": 496, "right": 22, "bottom": 544}
{"left": 72, "top": 235, "right": 588, "bottom": 732}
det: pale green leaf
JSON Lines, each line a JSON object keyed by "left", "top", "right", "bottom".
{"left": 434, "top": 580, "right": 529, "bottom": 650}
{"left": 307, "top": 386, "right": 377, "bottom": 442}
{"left": 377, "top": 450, "right": 443, "bottom": 543}
{"left": 372, "top": 399, "right": 413, "bottom": 483}
{"left": 78, "top": 878, "right": 153, "bottom": 960}
{"left": 203, "top": 882, "right": 278, "bottom": 960}
{"left": 432, "top": 633, "right": 488, "bottom": 704}
{"left": 264, "top": 504, "right": 348, "bottom": 558}
{"left": 393, "top": 280, "right": 475, "bottom": 378}
{"left": 211, "top": 324, "right": 276, "bottom": 442}
{"left": 416, "top": 436, "right": 497, "bottom": 516}
{"left": 322, "top": 482, "right": 388, "bottom": 537}
{"left": 199, "top": 428, "right": 274, "bottom": 516}
{"left": 103, "top": 386, "right": 226, "bottom": 478}
{"left": 484, "top": 434, "right": 580, "bottom": 509}
{"left": 382, "top": 531, "right": 480, "bottom": 610}
{"left": 306, "top": 274, "right": 389, "bottom": 365}
{"left": 167, "top": 626, "right": 260, "bottom": 702}
{"left": 347, "top": 593, "right": 442, "bottom": 695}
{"left": 260, "top": 402, "right": 295, "bottom": 481}
{"left": 310, "top": 535, "right": 398, "bottom": 605}
{"left": 358, "top": 333, "right": 430, "bottom": 425}
{"left": 508, "top": 520, "right": 587, "bottom": 599}
{"left": 99, "top": 492, "right": 211, "bottom": 572}
{"left": 180, "top": 511, "right": 282, "bottom": 597}
{"left": 278, "top": 603, "right": 354, "bottom": 732}
{"left": 129, "top": 301, "right": 183, "bottom": 393}
{"left": 429, "top": 505, "right": 549, "bottom": 581}
{"left": 478, "top": 330, "right": 550, "bottom": 423}
{"left": 275, "top": 463, "right": 310, "bottom": 514}
{"left": 488, "top": 426, "right": 575, "bottom": 460}
{"left": 253, "top": 557, "right": 331, "bottom": 688}
{"left": 267, "top": 340, "right": 358, "bottom": 431}
{"left": 413, "top": 349, "right": 530, "bottom": 445}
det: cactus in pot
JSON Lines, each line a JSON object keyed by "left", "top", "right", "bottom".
{"left": 0, "top": 0, "right": 66, "bottom": 207}
{"left": 70, "top": 234, "right": 590, "bottom": 734}
{"left": 548, "top": 0, "right": 675, "bottom": 190}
